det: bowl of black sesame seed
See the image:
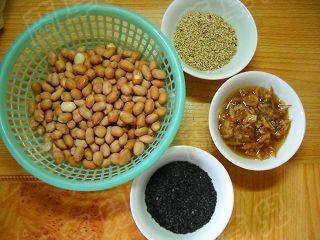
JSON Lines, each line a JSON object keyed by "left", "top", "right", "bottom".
{"left": 130, "top": 146, "right": 234, "bottom": 240}
{"left": 161, "top": 0, "right": 257, "bottom": 80}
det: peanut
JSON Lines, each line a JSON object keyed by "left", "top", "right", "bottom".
{"left": 133, "top": 141, "right": 145, "bottom": 156}
{"left": 61, "top": 102, "right": 76, "bottom": 112}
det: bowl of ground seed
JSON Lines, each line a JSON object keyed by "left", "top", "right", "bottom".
{"left": 161, "top": 0, "right": 257, "bottom": 80}
{"left": 130, "top": 146, "right": 234, "bottom": 240}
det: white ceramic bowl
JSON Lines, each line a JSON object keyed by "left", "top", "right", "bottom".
{"left": 130, "top": 146, "right": 234, "bottom": 240}
{"left": 209, "top": 71, "right": 306, "bottom": 171}
{"left": 161, "top": 0, "right": 257, "bottom": 80}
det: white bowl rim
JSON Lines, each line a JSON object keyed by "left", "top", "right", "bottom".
{"left": 208, "top": 71, "right": 306, "bottom": 170}
{"left": 161, "top": 0, "right": 258, "bottom": 80}
{"left": 130, "top": 145, "right": 234, "bottom": 240}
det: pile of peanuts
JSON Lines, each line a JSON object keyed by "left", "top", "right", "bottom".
{"left": 28, "top": 43, "right": 168, "bottom": 169}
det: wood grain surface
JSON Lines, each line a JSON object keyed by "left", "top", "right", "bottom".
{"left": 0, "top": 0, "right": 319, "bottom": 239}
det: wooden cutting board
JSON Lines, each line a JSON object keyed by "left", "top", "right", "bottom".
{"left": 0, "top": 0, "right": 319, "bottom": 239}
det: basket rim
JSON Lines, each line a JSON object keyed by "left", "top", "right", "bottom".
{"left": 0, "top": 3, "right": 185, "bottom": 191}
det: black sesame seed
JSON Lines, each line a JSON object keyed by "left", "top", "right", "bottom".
{"left": 145, "top": 161, "right": 217, "bottom": 234}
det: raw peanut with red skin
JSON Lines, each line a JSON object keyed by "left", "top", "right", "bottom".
{"left": 61, "top": 92, "right": 73, "bottom": 102}
{"left": 110, "top": 140, "right": 121, "bottom": 153}
{"left": 158, "top": 91, "right": 168, "bottom": 105}
{"left": 58, "top": 113, "right": 72, "bottom": 123}
{"left": 94, "top": 65, "right": 105, "bottom": 77}
{"left": 73, "top": 64, "right": 87, "bottom": 75}
{"left": 86, "top": 128, "right": 95, "bottom": 144}
{"left": 91, "top": 112, "right": 104, "bottom": 125}
{"left": 94, "top": 94, "right": 107, "bottom": 102}
{"left": 141, "top": 65, "right": 152, "bottom": 81}
{"left": 123, "top": 102, "right": 134, "bottom": 113}
{"left": 90, "top": 54, "right": 103, "bottom": 65}
{"left": 144, "top": 99, "right": 154, "bottom": 114}
{"left": 120, "top": 112, "right": 135, "bottom": 125}
{"left": 111, "top": 126, "right": 124, "bottom": 138}
{"left": 106, "top": 91, "right": 120, "bottom": 104}
{"left": 117, "top": 77, "right": 128, "bottom": 89}
{"left": 40, "top": 92, "right": 51, "bottom": 100}
{"left": 103, "top": 80, "right": 112, "bottom": 95}
{"left": 105, "top": 127, "right": 114, "bottom": 145}
{"left": 92, "top": 102, "right": 107, "bottom": 112}
{"left": 132, "top": 85, "right": 147, "bottom": 96}
{"left": 150, "top": 86, "right": 160, "bottom": 100}
{"left": 51, "top": 130, "right": 63, "bottom": 140}
{"left": 40, "top": 99, "right": 52, "bottom": 110}
{"left": 83, "top": 160, "right": 96, "bottom": 169}
{"left": 78, "top": 106, "right": 92, "bottom": 120}
{"left": 151, "top": 121, "right": 161, "bottom": 132}
{"left": 110, "top": 153, "right": 120, "bottom": 165}
{"left": 63, "top": 134, "right": 74, "bottom": 148}
{"left": 139, "top": 135, "right": 154, "bottom": 144}
{"left": 30, "top": 118, "right": 39, "bottom": 130}
{"left": 75, "top": 139, "right": 88, "bottom": 148}
{"left": 133, "top": 141, "right": 145, "bottom": 156}
{"left": 119, "top": 133, "right": 128, "bottom": 146}
{"left": 45, "top": 109, "right": 53, "bottom": 123}
{"left": 57, "top": 123, "right": 70, "bottom": 134}
{"left": 155, "top": 106, "right": 167, "bottom": 117}
{"left": 146, "top": 113, "right": 159, "bottom": 124}
{"left": 132, "top": 70, "right": 143, "bottom": 85}
{"left": 100, "top": 143, "right": 111, "bottom": 158}
{"left": 124, "top": 139, "right": 135, "bottom": 150}
{"left": 67, "top": 120, "right": 76, "bottom": 129}
{"left": 75, "top": 75, "right": 89, "bottom": 90}
{"left": 84, "top": 148, "right": 93, "bottom": 161}
{"left": 71, "top": 89, "right": 82, "bottom": 100}
{"left": 32, "top": 82, "right": 42, "bottom": 94}
{"left": 133, "top": 102, "right": 144, "bottom": 116}
{"left": 55, "top": 139, "right": 67, "bottom": 150}
{"left": 85, "top": 69, "right": 96, "bottom": 80}
{"left": 55, "top": 60, "right": 66, "bottom": 72}
{"left": 53, "top": 151, "right": 64, "bottom": 164}
{"left": 73, "top": 147, "right": 84, "bottom": 162}
{"left": 105, "top": 66, "right": 115, "bottom": 79}
{"left": 120, "top": 84, "right": 132, "bottom": 96}
{"left": 119, "top": 148, "right": 131, "bottom": 165}
{"left": 135, "top": 127, "right": 148, "bottom": 137}
{"left": 93, "top": 151, "right": 104, "bottom": 166}
{"left": 142, "top": 80, "right": 151, "bottom": 89}
{"left": 151, "top": 80, "right": 165, "bottom": 88}
{"left": 136, "top": 113, "right": 146, "bottom": 128}
{"left": 151, "top": 69, "right": 167, "bottom": 79}
{"left": 149, "top": 60, "right": 158, "bottom": 70}
{"left": 132, "top": 96, "right": 146, "bottom": 103}
{"left": 72, "top": 109, "right": 83, "bottom": 123}
{"left": 94, "top": 125, "right": 107, "bottom": 138}
{"left": 94, "top": 45, "right": 105, "bottom": 56}
{"left": 115, "top": 68, "right": 126, "bottom": 79}
{"left": 90, "top": 143, "right": 99, "bottom": 152}
{"left": 48, "top": 52, "right": 57, "bottom": 66}
{"left": 28, "top": 101, "right": 37, "bottom": 115}
{"left": 108, "top": 110, "right": 119, "bottom": 123}
{"left": 119, "top": 60, "right": 134, "bottom": 72}
{"left": 100, "top": 116, "right": 109, "bottom": 126}
{"left": 41, "top": 81, "right": 54, "bottom": 93}
{"left": 51, "top": 87, "right": 64, "bottom": 101}
{"left": 45, "top": 122, "right": 55, "bottom": 133}
{"left": 82, "top": 83, "right": 93, "bottom": 97}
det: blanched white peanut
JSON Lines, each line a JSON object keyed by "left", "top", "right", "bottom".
{"left": 61, "top": 102, "right": 76, "bottom": 112}
{"left": 74, "top": 52, "right": 85, "bottom": 64}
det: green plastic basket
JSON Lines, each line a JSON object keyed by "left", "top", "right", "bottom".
{"left": 0, "top": 4, "right": 185, "bottom": 191}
